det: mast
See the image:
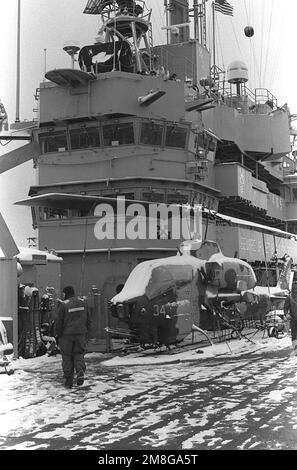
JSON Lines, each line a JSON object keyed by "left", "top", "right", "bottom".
{"left": 43, "top": 48, "right": 47, "bottom": 81}
{"left": 193, "top": 0, "right": 199, "bottom": 39}
{"left": 164, "top": 0, "right": 170, "bottom": 44}
{"left": 15, "top": 0, "right": 21, "bottom": 123}
{"left": 212, "top": 1, "right": 216, "bottom": 75}
{"left": 201, "top": 0, "right": 207, "bottom": 47}
{"left": 191, "top": 0, "right": 207, "bottom": 47}
{"left": 165, "top": 0, "right": 189, "bottom": 44}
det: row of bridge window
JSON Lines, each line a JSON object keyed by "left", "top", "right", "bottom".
{"left": 38, "top": 119, "right": 189, "bottom": 153}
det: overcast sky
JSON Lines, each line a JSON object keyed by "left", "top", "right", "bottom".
{"left": 0, "top": 0, "right": 296, "bottom": 246}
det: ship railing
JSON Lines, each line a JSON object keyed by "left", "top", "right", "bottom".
{"left": 255, "top": 88, "right": 278, "bottom": 110}
{"left": 209, "top": 64, "right": 278, "bottom": 113}
{"left": 215, "top": 82, "right": 251, "bottom": 113}
{"left": 217, "top": 82, "right": 278, "bottom": 115}
{"left": 242, "top": 84, "right": 256, "bottom": 103}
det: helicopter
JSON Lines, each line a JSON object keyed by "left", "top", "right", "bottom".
{"left": 234, "top": 253, "right": 294, "bottom": 327}
{"left": 108, "top": 239, "right": 260, "bottom": 348}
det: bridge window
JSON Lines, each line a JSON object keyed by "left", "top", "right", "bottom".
{"left": 39, "top": 130, "right": 68, "bottom": 153}
{"left": 119, "top": 192, "right": 135, "bottom": 200}
{"left": 142, "top": 191, "right": 165, "bottom": 203}
{"left": 288, "top": 222, "right": 297, "bottom": 234}
{"left": 70, "top": 209, "right": 90, "bottom": 217}
{"left": 103, "top": 122, "right": 134, "bottom": 146}
{"left": 40, "top": 208, "right": 69, "bottom": 220}
{"left": 140, "top": 120, "right": 164, "bottom": 146}
{"left": 69, "top": 125, "right": 100, "bottom": 150}
{"left": 101, "top": 192, "right": 135, "bottom": 200}
{"left": 165, "top": 125, "right": 188, "bottom": 149}
{"left": 167, "top": 193, "right": 189, "bottom": 205}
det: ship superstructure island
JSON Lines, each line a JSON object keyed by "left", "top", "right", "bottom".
{"left": 3, "top": 0, "right": 297, "bottom": 342}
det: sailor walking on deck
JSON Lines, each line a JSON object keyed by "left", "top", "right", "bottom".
{"left": 55, "top": 286, "right": 91, "bottom": 388}
{"left": 284, "top": 282, "right": 297, "bottom": 356}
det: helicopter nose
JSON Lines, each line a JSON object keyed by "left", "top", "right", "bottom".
{"left": 110, "top": 301, "right": 138, "bottom": 320}
{"left": 109, "top": 302, "right": 127, "bottom": 319}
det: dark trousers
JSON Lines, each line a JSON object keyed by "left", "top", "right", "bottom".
{"left": 59, "top": 334, "right": 87, "bottom": 379}
{"left": 291, "top": 320, "right": 297, "bottom": 353}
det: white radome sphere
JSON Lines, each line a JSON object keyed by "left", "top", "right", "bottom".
{"left": 227, "top": 60, "right": 249, "bottom": 84}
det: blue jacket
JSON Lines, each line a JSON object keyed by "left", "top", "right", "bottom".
{"left": 55, "top": 296, "right": 91, "bottom": 337}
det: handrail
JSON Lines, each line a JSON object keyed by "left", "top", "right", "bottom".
{"left": 214, "top": 80, "right": 278, "bottom": 114}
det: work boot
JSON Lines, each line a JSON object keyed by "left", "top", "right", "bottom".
{"left": 65, "top": 377, "right": 73, "bottom": 388}
{"left": 77, "top": 370, "right": 84, "bottom": 386}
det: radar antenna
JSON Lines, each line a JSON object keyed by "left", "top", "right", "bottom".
{"left": 82, "top": 0, "right": 152, "bottom": 74}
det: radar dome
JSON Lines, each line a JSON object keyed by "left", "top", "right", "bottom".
{"left": 63, "top": 41, "right": 80, "bottom": 56}
{"left": 227, "top": 61, "right": 248, "bottom": 84}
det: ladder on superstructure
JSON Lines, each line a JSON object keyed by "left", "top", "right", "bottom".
{"left": 148, "top": 20, "right": 154, "bottom": 70}
{"left": 191, "top": 0, "right": 207, "bottom": 47}
{"left": 199, "top": 0, "right": 207, "bottom": 48}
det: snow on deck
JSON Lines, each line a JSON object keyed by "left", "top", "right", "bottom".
{"left": 100, "top": 334, "right": 291, "bottom": 366}
{"left": 1, "top": 333, "right": 297, "bottom": 450}
{"left": 8, "top": 333, "right": 292, "bottom": 370}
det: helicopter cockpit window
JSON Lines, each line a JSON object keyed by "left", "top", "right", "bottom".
{"left": 146, "top": 266, "right": 175, "bottom": 300}
{"left": 195, "top": 240, "right": 221, "bottom": 260}
{"left": 39, "top": 130, "right": 68, "bottom": 153}
{"left": 165, "top": 264, "right": 193, "bottom": 288}
{"left": 103, "top": 122, "right": 134, "bottom": 146}
{"left": 140, "top": 120, "right": 164, "bottom": 146}
{"left": 165, "top": 125, "right": 188, "bottom": 149}
{"left": 69, "top": 126, "right": 100, "bottom": 150}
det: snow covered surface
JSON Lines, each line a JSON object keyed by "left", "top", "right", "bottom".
{"left": 16, "top": 246, "right": 62, "bottom": 262}
{"left": 6, "top": 332, "right": 295, "bottom": 371}
{"left": 2, "top": 333, "right": 297, "bottom": 450}
{"left": 0, "top": 246, "right": 62, "bottom": 262}
{"left": 111, "top": 255, "right": 203, "bottom": 303}
{"left": 100, "top": 333, "right": 292, "bottom": 366}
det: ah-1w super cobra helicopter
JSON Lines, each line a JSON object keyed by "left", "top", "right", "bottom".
{"left": 108, "top": 239, "right": 288, "bottom": 349}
